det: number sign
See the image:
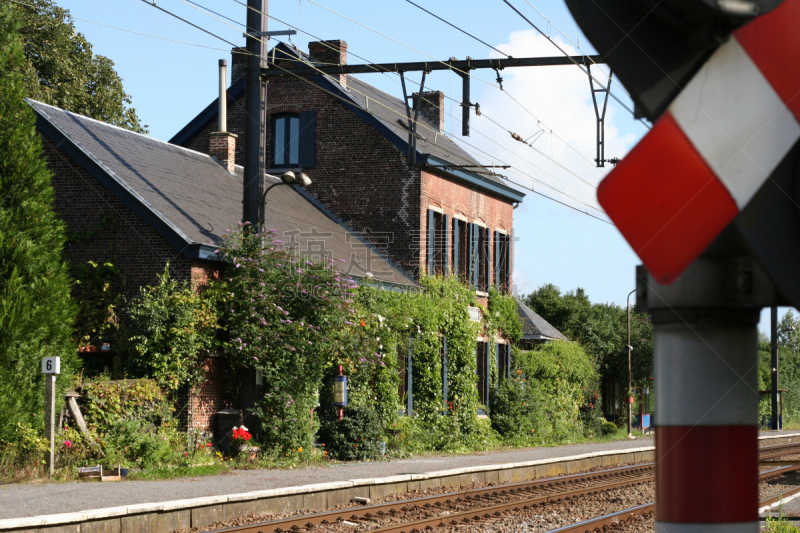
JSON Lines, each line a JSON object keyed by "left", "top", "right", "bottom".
{"left": 41, "top": 356, "right": 61, "bottom": 375}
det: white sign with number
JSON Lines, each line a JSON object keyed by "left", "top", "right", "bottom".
{"left": 41, "top": 357, "right": 61, "bottom": 375}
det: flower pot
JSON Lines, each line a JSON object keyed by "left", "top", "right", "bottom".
{"left": 627, "top": 396, "right": 635, "bottom": 404}
{"left": 247, "top": 447, "right": 259, "bottom": 462}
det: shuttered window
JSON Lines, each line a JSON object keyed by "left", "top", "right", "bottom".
{"left": 271, "top": 111, "right": 315, "bottom": 168}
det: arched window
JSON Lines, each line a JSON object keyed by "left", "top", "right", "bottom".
{"left": 270, "top": 111, "right": 316, "bottom": 168}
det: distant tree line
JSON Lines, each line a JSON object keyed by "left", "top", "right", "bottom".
{"left": 522, "top": 284, "right": 654, "bottom": 385}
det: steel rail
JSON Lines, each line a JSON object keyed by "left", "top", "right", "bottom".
{"left": 361, "top": 475, "right": 654, "bottom": 533}
{"left": 760, "top": 483, "right": 800, "bottom": 508}
{"left": 544, "top": 458, "right": 800, "bottom": 533}
{"left": 761, "top": 442, "right": 800, "bottom": 460}
{"left": 208, "top": 464, "right": 652, "bottom": 533}
{"left": 546, "top": 502, "right": 655, "bottom": 533}
{"left": 208, "top": 446, "right": 800, "bottom": 533}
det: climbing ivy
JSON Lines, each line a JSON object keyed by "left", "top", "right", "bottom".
{"left": 486, "top": 288, "right": 522, "bottom": 343}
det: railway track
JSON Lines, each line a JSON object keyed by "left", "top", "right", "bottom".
{"left": 547, "top": 459, "right": 800, "bottom": 533}
{"left": 202, "top": 441, "right": 800, "bottom": 533}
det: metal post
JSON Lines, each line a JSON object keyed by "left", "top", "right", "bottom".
{"left": 771, "top": 305, "right": 779, "bottom": 430}
{"left": 626, "top": 288, "right": 635, "bottom": 439}
{"left": 45, "top": 374, "right": 56, "bottom": 478}
{"left": 218, "top": 59, "right": 227, "bottom": 133}
{"left": 242, "top": 0, "right": 268, "bottom": 231}
{"left": 241, "top": 0, "right": 268, "bottom": 433}
{"left": 640, "top": 258, "right": 768, "bottom": 533}
{"left": 460, "top": 67, "right": 471, "bottom": 136}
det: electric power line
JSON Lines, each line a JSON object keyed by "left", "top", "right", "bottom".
{"left": 400, "top": 0, "right": 511, "bottom": 58}
{"left": 500, "top": 0, "right": 650, "bottom": 130}
{"left": 138, "top": 0, "right": 238, "bottom": 47}
{"left": 143, "top": 0, "right": 606, "bottom": 216}
{"left": 304, "top": 0, "right": 606, "bottom": 172}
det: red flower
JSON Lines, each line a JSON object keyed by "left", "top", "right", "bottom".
{"left": 360, "top": 320, "right": 366, "bottom": 327}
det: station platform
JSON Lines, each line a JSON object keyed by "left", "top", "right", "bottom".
{"left": 0, "top": 431, "right": 796, "bottom": 532}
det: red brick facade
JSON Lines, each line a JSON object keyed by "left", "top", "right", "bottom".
{"left": 185, "top": 43, "right": 516, "bottom": 281}
{"left": 186, "top": 76, "right": 423, "bottom": 275}
{"left": 43, "top": 136, "right": 198, "bottom": 299}
{"left": 186, "top": 357, "right": 231, "bottom": 432}
{"left": 42, "top": 135, "right": 224, "bottom": 431}
{"left": 421, "top": 169, "right": 513, "bottom": 288}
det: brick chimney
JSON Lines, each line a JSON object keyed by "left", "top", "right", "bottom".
{"left": 412, "top": 91, "right": 445, "bottom": 132}
{"left": 210, "top": 58, "right": 237, "bottom": 173}
{"left": 210, "top": 132, "right": 237, "bottom": 173}
{"left": 308, "top": 40, "right": 347, "bottom": 87}
{"left": 231, "top": 47, "right": 248, "bottom": 82}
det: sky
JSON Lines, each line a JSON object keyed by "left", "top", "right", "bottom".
{"left": 56, "top": 0, "right": 786, "bottom": 333}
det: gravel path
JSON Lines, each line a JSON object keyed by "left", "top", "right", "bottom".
{"left": 0, "top": 438, "right": 653, "bottom": 520}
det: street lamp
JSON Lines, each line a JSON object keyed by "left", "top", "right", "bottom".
{"left": 627, "top": 288, "right": 636, "bottom": 439}
{"left": 258, "top": 170, "right": 312, "bottom": 231}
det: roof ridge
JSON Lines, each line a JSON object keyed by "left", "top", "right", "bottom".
{"left": 26, "top": 99, "right": 220, "bottom": 162}
{"left": 29, "top": 98, "right": 194, "bottom": 246}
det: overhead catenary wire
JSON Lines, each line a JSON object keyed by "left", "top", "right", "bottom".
{"left": 304, "top": 0, "right": 605, "bottom": 172}
{"left": 8, "top": 0, "right": 231, "bottom": 51}
{"left": 499, "top": 0, "right": 650, "bottom": 130}
{"left": 400, "top": 0, "right": 511, "bottom": 58}
{"left": 143, "top": 0, "right": 607, "bottom": 217}
{"left": 138, "top": 0, "right": 238, "bottom": 47}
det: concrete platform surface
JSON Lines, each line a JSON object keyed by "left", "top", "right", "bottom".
{"left": 0, "top": 437, "right": 654, "bottom": 520}
{"left": 0, "top": 430, "right": 794, "bottom": 521}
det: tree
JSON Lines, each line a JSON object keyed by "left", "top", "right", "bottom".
{"left": 10, "top": 0, "right": 146, "bottom": 133}
{"left": 523, "top": 284, "right": 653, "bottom": 383}
{"left": 0, "top": 5, "right": 78, "bottom": 441}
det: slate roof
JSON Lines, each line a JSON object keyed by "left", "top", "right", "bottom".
{"left": 30, "top": 99, "right": 416, "bottom": 288}
{"left": 170, "top": 42, "right": 525, "bottom": 203}
{"left": 515, "top": 298, "right": 568, "bottom": 341}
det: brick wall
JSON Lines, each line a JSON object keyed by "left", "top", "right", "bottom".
{"left": 188, "top": 356, "right": 231, "bottom": 432}
{"left": 421, "top": 169, "right": 515, "bottom": 289}
{"left": 43, "top": 134, "right": 225, "bottom": 432}
{"left": 186, "top": 77, "right": 422, "bottom": 276}
{"left": 42, "top": 135, "right": 195, "bottom": 301}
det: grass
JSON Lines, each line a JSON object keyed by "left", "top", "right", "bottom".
{"left": 127, "top": 463, "right": 228, "bottom": 481}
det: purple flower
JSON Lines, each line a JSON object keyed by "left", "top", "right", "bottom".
{"left": 345, "top": 321, "right": 353, "bottom": 326}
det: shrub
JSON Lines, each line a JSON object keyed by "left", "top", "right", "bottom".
{"left": 318, "top": 405, "right": 383, "bottom": 461}
{"left": 489, "top": 379, "right": 532, "bottom": 439}
{"left": 601, "top": 421, "right": 618, "bottom": 436}
{"left": 122, "top": 264, "right": 218, "bottom": 391}
{"left": 101, "top": 419, "right": 181, "bottom": 468}
{"left": 489, "top": 342, "right": 599, "bottom": 446}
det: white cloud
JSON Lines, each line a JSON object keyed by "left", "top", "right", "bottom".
{"left": 465, "top": 31, "right": 641, "bottom": 214}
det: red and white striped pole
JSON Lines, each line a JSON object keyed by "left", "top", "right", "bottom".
{"left": 646, "top": 259, "right": 764, "bottom": 533}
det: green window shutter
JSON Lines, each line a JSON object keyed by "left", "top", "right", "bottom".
{"left": 298, "top": 111, "right": 316, "bottom": 168}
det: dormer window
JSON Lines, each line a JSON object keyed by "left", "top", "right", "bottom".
{"left": 270, "top": 111, "right": 316, "bottom": 168}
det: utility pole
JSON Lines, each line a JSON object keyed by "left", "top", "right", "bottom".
{"left": 242, "top": 0, "right": 268, "bottom": 230}
{"left": 626, "top": 288, "right": 635, "bottom": 439}
{"left": 771, "top": 305, "right": 779, "bottom": 430}
{"left": 241, "top": 0, "right": 268, "bottom": 434}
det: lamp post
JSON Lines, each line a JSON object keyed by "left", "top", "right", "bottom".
{"left": 258, "top": 170, "right": 312, "bottom": 230}
{"left": 241, "top": 170, "right": 313, "bottom": 429}
{"left": 626, "top": 288, "right": 636, "bottom": 439}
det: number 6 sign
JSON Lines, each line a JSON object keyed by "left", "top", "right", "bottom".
{"left": 41, "top": 356, "right": 61, "bottom": 375}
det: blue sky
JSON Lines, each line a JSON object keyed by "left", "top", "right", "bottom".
{"left": 58, "top": 0, "right": 785, "bottom": 333}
